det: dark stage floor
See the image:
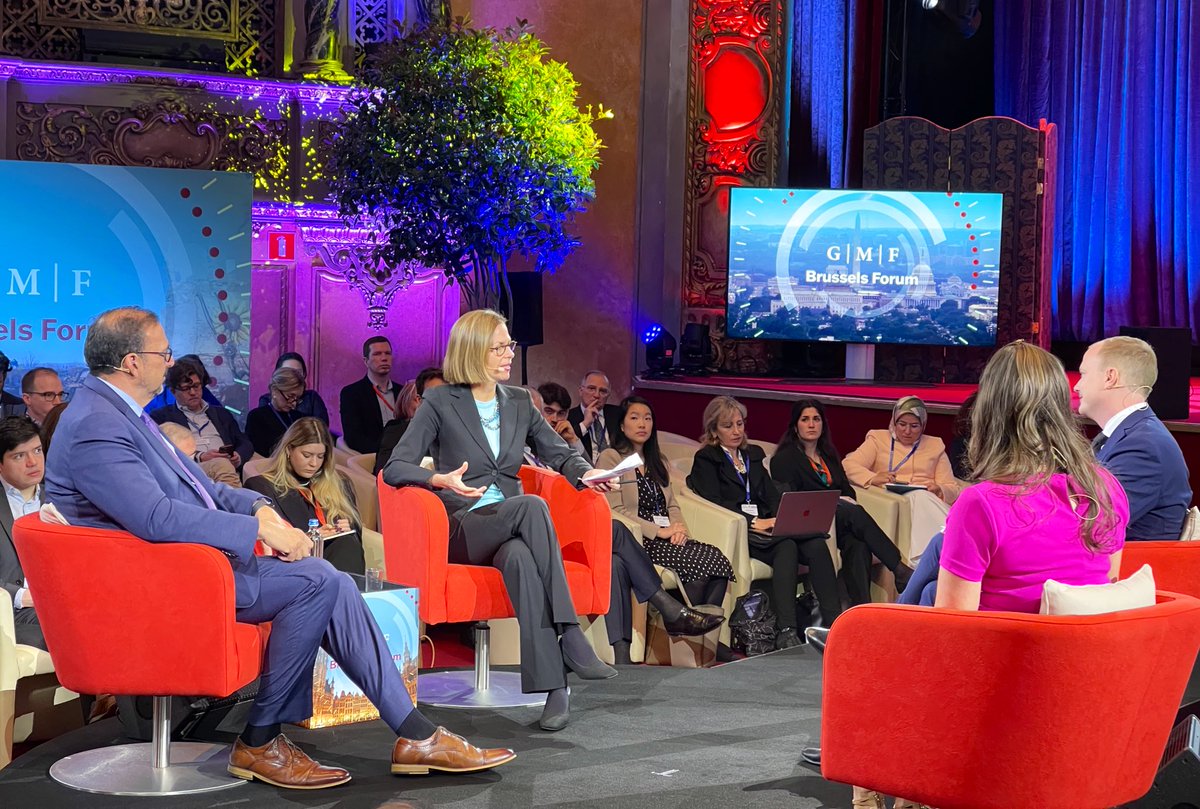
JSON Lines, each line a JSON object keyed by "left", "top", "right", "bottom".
{"left": 0, "top": 648, "right": 850, "bottom": 809}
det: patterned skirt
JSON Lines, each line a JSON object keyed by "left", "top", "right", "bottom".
{"left": 642, "top": 537, "right": 735, "bottom": 584}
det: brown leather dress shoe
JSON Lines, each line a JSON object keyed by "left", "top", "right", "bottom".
{"left": 391, "top": 726, "right": 516, "bottom": 775}
{"left": 228, "top": 734, "right": 351, "bottom": 790}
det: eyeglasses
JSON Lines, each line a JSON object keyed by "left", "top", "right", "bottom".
{"left": 138, "top": 347, "right": 174, "bottom": 363}
{"left": 489, "top": 341, "right": 518, "bottom": 356}
{"left": 175, "top": 382, "right": 202, "bottom": 393}
{"left": 583, "top": 384, "right": 610, "bottom": 395}
{"left": 28, "top": 391, "right": 68, "bottom": 403}
{"left": 274, "top": 390, "right": 302, "bottom": 405}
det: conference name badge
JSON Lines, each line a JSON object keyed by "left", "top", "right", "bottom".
{"left": 653, "top": 515, "right": 671, "bottom": 528}
{"left": 741, "top": 503, "right": 759, "bottom": 517}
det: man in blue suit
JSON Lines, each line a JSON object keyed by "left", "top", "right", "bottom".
{"left": 1075, "top": 335, "right": 1192, "bottom": 540}
{"left": 43, "top": 307, "right": 514, "bottom": 790}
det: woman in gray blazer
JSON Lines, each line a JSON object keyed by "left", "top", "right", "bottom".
{"left": 383, "top": 309, "right": 616, "bottom": 732}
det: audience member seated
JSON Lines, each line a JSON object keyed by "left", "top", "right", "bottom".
{"left": 524, "top": 389, "right": 723, "bottom": 664}
{"left": 947, "top": 391, "right": 977, "bottom": 480}
{"left": 0, "top": 351, "right": 23, "bottom": 416}
{"left": 160, "top": 422, "right": 241, "bottom": 488}
{"left": 374, "top": 366, "right": 445, "bottom": 476}
{"left": 245, "top": 367, "right": 305, "bottom": 458}
{"left": 152, "top": 359, "right": 252, "bottom": 472}
{"left": 39, "top": 402, "right": 68, "bottom": 457}
{"left": 340, "top": 336, "right": 401, "bottom": 453}
{"left": 43, "top": 305, "right": 514, "bottom": 789}
{"left": 842, "top": 395, "right": 960, "bottom": 561}
{"left": 0, "top": 417, "right": 46, "bottom": 650}
{"left": 383, "top": 309, "right": 617, "bottom": 732}
{"left": 1075, "top": 335, "right": 1192, "bottom": 539}
{"left": 144, "top": 353, "right": 223, "bottom": 413}
{"left": 568, "top": 370, "right": 621, "bottom": 464}
{"left": 537, "top": 381, "right": 586, "bottom": 455}
{"left": 257, "top": 352, "right": 329, "bottom": 424}
{"left": 688, "top": 396, "right": 841, "bottom": 641}
{"left": 21, "top": 367, "right": 66, "bottom": 429}
{"left": 595, "top": 395, "right": 732, "bottom": 663}
{"left": 245, "top": 417, "right": 366, "bottom": 575}
{"left": 771, "top": 398, "right": 914, "bottom": 604}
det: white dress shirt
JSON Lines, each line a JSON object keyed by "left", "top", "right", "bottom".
{"left": 5, "top": 479, "right": 40, "bottom": 609}
{"left": 1101, "top": 402, "right": 1150, "bottom": 438}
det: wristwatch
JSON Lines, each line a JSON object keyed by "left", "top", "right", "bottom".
{"left": 251, "top": 497, "right": 274, "bottom": 515}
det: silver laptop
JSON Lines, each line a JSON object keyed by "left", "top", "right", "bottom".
{"left": 771, "top": 490, "right": 841, "bottom": 537}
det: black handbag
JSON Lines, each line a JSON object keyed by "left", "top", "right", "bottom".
{"left": 728, "top": 589, "right": 778, "bottom": 656}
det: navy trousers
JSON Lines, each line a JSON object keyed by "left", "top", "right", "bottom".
{"left": 235, "top": 557, "right": 414, "bottom": 730}
{"left": 897, "top": 531, "right": 943, "bottom": 607}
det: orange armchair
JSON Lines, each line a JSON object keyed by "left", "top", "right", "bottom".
{"left": 820, "top": 594, "right": 1200, "bottom": 809}
{"left": 377, "top": 466, "right": 611, "bottom": 708}
{"left": 11, "top": 514, "right": 264, "bottom": 796}
{"left": 1121, "top": 542, "right": 1200, "bottom": 596}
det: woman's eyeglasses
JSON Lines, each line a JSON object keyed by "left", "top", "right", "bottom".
{"left": 489, "top": 341, "right": 518, "bottom": 356}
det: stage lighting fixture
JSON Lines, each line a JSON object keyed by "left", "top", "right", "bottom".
{"left": 921, "top": 0, "right": 938, "bottom": 9}
{"left": 642, "top": 324, "right": 676, "bottom": 376}
{"left": 680, "top": 323, "right": 713, "bottom": 374}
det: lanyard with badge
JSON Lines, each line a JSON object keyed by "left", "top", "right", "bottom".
{"left": 888, "top": 436, "right": 920, "bottom": 474}
{"left": 373, "top": 385, "right": 398, "bottom": 417}
{"left": 723, "top": 447, "right": 758, "bottom": 517}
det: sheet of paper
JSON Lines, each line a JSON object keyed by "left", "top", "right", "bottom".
{"left": 583, "top": 452, "right": 643, "bottom": 483}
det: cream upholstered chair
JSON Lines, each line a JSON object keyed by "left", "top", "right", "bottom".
{"left": 340, "top": 453, "right": 380, "bottom": 532}
{"left": 239, "top": 454, "right": 270, "bottom": 483}
{"left": 1, "top": 592, "right": 81, "bottom": 769}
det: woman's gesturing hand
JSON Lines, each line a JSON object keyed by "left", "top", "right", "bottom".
{"left": 432, "top": 462, "right": 487, "bottom": 498}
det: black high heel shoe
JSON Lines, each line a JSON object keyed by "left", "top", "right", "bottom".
{"left": 562, "top": 647, "right": 618, "bottom": 680}
{"left": 662, "top": 606, "right": 725, "bottom": 637}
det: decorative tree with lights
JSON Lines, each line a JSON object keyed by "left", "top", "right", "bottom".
{"left": 329, "top": 19, "right": 610, "bottom": 311}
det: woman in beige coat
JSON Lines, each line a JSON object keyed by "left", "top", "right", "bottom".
{"left": 842, "top": 395, "right": 959, "bottom": 561}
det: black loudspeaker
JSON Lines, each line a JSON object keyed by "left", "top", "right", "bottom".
{"left": 1119, "top": 326, "right": 1192, "bottom": 421}
{"left": 680, "top": 323, "right": 712, "bottom": 373}
{"left": 1123, "top": 715, "right": 1200, "bottom": 808}
{"left": 117, "top": 679, "right": 260, "bottom": 743}
{"left": 503, "top": 272, "right": 544, "bottom": 346}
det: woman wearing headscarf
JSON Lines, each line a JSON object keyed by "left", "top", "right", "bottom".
{"left": 842, "top": 395, "right": 960, "bottom": 562}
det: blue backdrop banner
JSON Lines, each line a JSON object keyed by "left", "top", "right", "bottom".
{"left": 0, "top": 162, "right": 252, "bottom": 416}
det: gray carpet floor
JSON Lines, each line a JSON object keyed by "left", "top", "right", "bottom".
{"left": 0, "top": 646, "right": 854, "bottom": 808}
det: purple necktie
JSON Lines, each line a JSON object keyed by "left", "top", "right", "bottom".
{"left": 139, "top": 411, "right": 218, "bottom": 510}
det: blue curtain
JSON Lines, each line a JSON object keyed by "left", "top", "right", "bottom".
{"left": 995, "top": 0, "right": 1200, "bottom": 342}
{"left": 790, "top": 0, "right": 882, "bottom": 188}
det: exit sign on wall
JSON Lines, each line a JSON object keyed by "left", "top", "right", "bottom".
{"left": 268, "top": 232, "right": 295, "bottom": 261}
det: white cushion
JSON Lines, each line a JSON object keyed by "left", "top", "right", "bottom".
{"left": 15, "top": 644, "right": 56, "bottom": 678}
{"left": 1040, "top": 564, "right": 1156, "bottom": 616}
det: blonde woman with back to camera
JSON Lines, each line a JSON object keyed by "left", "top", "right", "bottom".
{"left": 382, "top": 309, "right": 618, "bottom": 732}
{"left": 842, "top": 395, "right": 960, "bottom": 564}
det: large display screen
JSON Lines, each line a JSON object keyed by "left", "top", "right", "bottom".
{"left": 725, "top": 188, "right": 1004, "bottom": 347}
{"left": 0, "top": 161, "right": 252, "bottom": 416}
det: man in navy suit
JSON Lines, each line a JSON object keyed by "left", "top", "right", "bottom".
{"left": 1075, "top": 335, "right": 1192, "bottom": 540}
{"left": 44, "top": 307, "right": 514, "bottom": 790}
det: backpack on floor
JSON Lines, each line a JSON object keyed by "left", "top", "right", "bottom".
{"left": 728, "top": 589, "right": 778, "bottom": 656}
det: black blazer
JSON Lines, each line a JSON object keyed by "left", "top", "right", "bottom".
{"left": 243, "top": 473, "right": 365, "bottom": 575}
{"left": 567, "top": 403, "right": 622, "bottom": 458}
{"left": 150, "top": 404, "right": 253, "bottom": 467}
{"left": 687, "top": 443, "right": 781, "bottom": 524}
{"left": 374, "top": 417, "right": 410, "bottom": 476}
{"left": 383, "top": 384, "right": 591, "bottom": 518}
{"left": 244, "top": 405, "right": 301, "bottom": 458}
{"left": 770, "top": 443, "right": 855, "bottom": 499}
{"left": 339, "top": 376, "right": 399, "bottom": 454}
{"left": 0, "top": 495, "right": 26, "bottom": 605}
{"left": 257, "top": 389, "right": 330, "bottom": 425}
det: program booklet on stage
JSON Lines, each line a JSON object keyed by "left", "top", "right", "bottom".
{"left": 584, "top": 453, "right": 643, "bottom": 484}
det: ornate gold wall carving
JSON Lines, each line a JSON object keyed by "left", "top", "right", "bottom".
{"left": 38, "top": 0, "right": 240, "bottom": 41}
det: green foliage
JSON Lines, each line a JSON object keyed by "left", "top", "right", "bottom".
{"left": 329, "top": 18, "right": 610, "bottom": 308}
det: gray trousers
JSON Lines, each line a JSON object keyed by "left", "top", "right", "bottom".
{"left": 449, "top": 495, "right": 576, "bottom": 693}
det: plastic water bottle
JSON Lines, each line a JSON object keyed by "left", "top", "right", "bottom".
{"left": 307, "top": 518, "right": 324, "bottom": 559}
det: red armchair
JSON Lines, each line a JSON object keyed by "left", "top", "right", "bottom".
{"left": 11, "top": 514, "right": 264, "bottom": 796}
{"left": 377, "top": 466, "right": 611, "bottom": 708}
{"left": 820, "top": 594, "right": 1200, "bottom": 809}
{"left": 1121, "top": 542, "right": 1200, "bottom": 596}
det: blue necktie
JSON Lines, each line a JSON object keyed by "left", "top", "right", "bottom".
{"left": 139, "top": 411, "right": 218, "bottom": 510}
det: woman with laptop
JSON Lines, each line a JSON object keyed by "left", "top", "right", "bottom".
{"left": 688, "top": 396, "right": 842, "bottom": 645}
{"left": 771, "top": 398, "right": 915, "bottom": 604}
{"left": 842, "top": 395, "right": 960, "bottom": 563}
